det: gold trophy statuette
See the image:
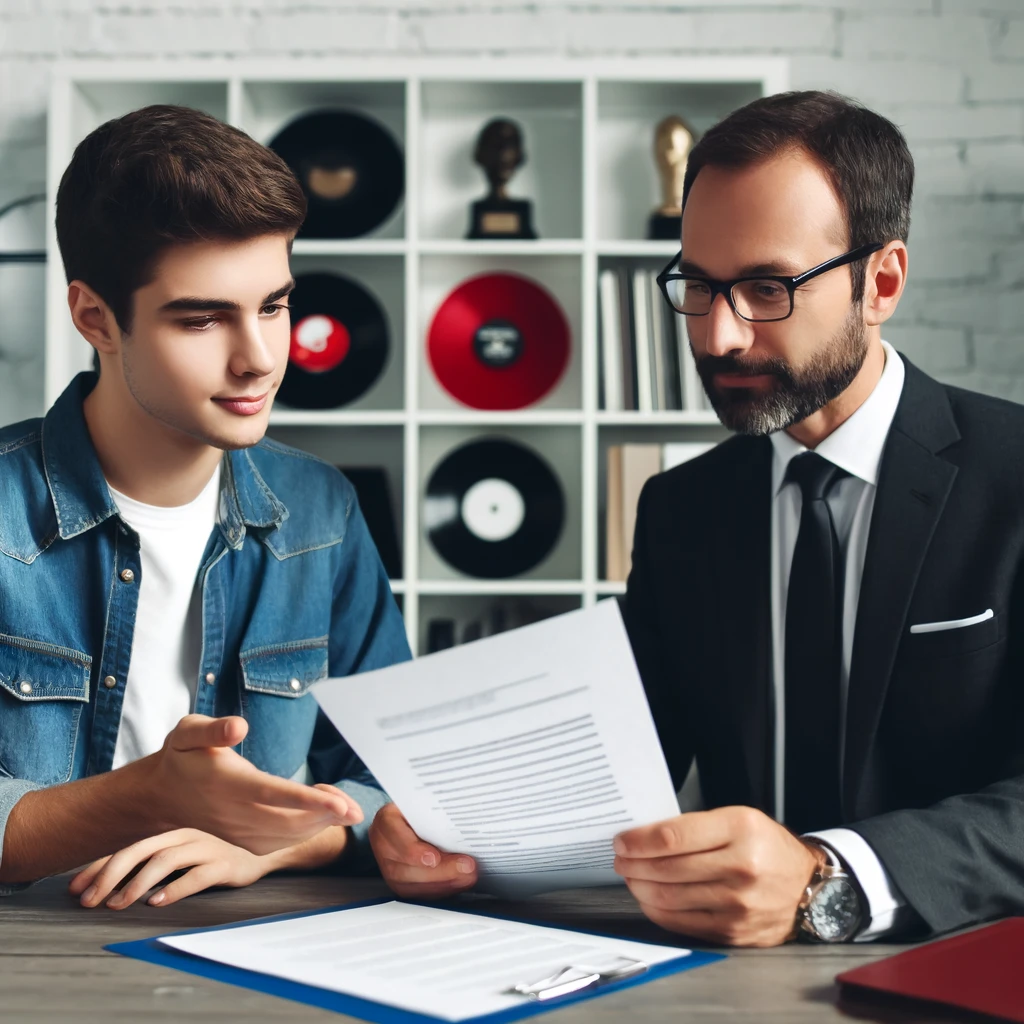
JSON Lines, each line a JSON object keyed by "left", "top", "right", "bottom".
{"left": 467, "top": 118, "right": 538, "bottom": 240}
{"left": 648, "top": 115, "right": 695, "bottom": 241}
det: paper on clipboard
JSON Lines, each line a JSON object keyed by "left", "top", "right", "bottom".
{"left": 313, "top": 600, "right": 681, "bottom": 897}
{"left": 158, "top": 901, "right": 695, "bottom": 1022}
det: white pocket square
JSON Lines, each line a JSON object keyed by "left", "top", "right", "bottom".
{"left": 909, "top": 608, "right": 994, "bottom": 635}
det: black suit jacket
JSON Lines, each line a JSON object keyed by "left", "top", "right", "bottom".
{"left": 623, "top": 356, "right": 1024, "bottom": 936}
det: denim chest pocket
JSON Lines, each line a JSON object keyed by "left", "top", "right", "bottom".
{"left": 0, "top": 634, "right": 90, "bottom": 785}
{"left": 238, "top": 637, "right": 328, "bottom": 777}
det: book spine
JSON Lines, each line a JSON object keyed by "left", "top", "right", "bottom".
{"left": 621, "top": 444, "right": 663, "bottom": 578}
{"left": 632, "top": 269, "right": 654, "bottom": 413}
{"left": 649, "top": 271, "right": 680, "bottom": 411}
{"left": 605, "top": 444, "right": 626, "bottom": 581}
{"left": 676, "top": 314, "right": 702, "bottom": 411}
{"left": 617, "top": 266, "right": 637, "bottom": 411}
{"left": 598, "top": 269, "right": 624, "bottom": 412}
{"left": 648, "top": 271, "right": 667, "bottom": 413}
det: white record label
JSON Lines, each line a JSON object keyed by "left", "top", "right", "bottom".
{"left": 461, "top": 478, "right": 526, "bottom": 542}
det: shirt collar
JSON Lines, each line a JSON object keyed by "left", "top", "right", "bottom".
{"left": 770, "top": 339, "right": 906, "bottom": 497}
{"left": 42, "top": 372, "right": 287, "bottom": 545}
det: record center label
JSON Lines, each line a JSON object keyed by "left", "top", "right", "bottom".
{"left": 290, "top": 315, "right": 351, "bottom": 374}
{"left": 473, "top": 320, "right": 523, "bottom": 368}
{"left": 461, "top": 478, "right": 526, "bottom": 542}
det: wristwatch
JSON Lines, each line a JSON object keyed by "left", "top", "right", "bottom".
{"left": 794, "top": 840, "right": 865, "bottom": 943}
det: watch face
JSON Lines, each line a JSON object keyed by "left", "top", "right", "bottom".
{"left": 808, "top": 876, "right": 862, "bottom": 942}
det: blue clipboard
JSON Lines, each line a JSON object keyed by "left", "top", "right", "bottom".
{"left": 106, "top": 897, "right": 725, "bottom": 1024}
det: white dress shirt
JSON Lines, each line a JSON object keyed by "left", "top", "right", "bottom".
{"left": 769, "top": 339, "right": 908, "bottom": 940}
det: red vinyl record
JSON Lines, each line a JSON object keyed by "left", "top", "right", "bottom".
{"left": 427, "top": 273, "right": 570, "bottom": 410}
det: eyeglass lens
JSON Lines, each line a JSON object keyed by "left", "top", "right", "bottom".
{"left": 665, "top": 278, "right": 793, "bottom": 321}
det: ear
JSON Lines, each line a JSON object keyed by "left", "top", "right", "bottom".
{"left": 862, "top": 241, "right": 907, "bottom": 328}
{"left": 67, "top": 280, "right": 124, "bottom": 356}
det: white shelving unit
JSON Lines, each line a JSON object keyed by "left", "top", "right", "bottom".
{"left": 46, "top": 58, "right": 788, "bottom": 654}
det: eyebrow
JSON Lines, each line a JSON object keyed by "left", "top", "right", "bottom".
{"left": 158, "top": 279, "right": 296, "bottom": 314}
{"left": 677, "top": 259, "right": 802, "bottom": 278}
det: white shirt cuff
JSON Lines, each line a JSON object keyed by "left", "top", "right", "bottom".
{"left": 805, "top": 828, "right": 907, "bottom": 941}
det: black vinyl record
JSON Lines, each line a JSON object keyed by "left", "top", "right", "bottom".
{"left": 277, "top": 272, "right": 388, "bottom": 409}
{"left": 425, "top": 438, "right": 565, "bottom": 579}
{"left": 269, "top": 109, "right": 404, "bottom": 239}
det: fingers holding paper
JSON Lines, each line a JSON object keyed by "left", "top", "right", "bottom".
{"left": 370, "top": 803, "right": 478, "bottom": 898}
{"left": 613, "top": 806, "right": 821, "bottom": 947}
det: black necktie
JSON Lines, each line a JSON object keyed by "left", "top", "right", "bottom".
{"left": 784, "top": 451, "right": 848, "bottom": 834}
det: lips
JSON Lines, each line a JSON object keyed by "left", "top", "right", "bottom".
{"left": 213, "top": 393, "right": 269, "bottom": 416}
{"left": 714, "top": 373, "right": 774, "bottom": 388}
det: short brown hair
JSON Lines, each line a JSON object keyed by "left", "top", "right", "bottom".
{"left": 56, "top": 104, "right": 307, "bottom": 333}
{"left": 682, "top": 90, "right": 914, "bottom": 301}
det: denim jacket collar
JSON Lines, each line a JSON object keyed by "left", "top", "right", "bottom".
{"left": 220, "top": 448, "right": 289, "bottom": 549}
{"left": 42, "top": 373, "right": 287, "bottom": 546}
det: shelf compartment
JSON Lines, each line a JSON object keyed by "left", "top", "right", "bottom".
{"left": 266, "top": 424, "right": 405, "bottom": 581}
{"left": 595, "top": 79, "right": 763, "bottom": 243}
{"left": 418, "top": 423, "right": 583, "bottom": 584}
{"left": 279, "top": 252, "right": 405, "bottom": 414}
{"left": 597, "top": 422, "right": 728, "bottom": 581}
{"left": 418, "top": 252, "right": 583, "bottom": 412}
{"left": 418, "top": 80, "right": 583, "bottom": 243}
{"left": 239, "top": 79, "right": 407, "bottom": 241}
{"left": 417, "top": 592, "right": 581, "bottom": 656}
{"left": 71, "top": 80, "right": 228, "bottom": 137}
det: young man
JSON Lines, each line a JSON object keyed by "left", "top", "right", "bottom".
{"left": 0, "top": 104, "right": 410, "bottom": 908}
{"left": 371, "top": 90, "right": 1024, "bottom": 946}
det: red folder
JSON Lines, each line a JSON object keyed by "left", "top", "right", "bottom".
{"left": 837, "top": 918, "right": 1024, "bottom": 1022}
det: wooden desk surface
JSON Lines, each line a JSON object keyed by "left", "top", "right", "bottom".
{"left": 1, "top": 873, "right": 965, "bottom": 1023}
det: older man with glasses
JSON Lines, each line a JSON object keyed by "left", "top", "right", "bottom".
{"left": 606, "top": 89, "right": 1024, "bottom": 947}
{"left": 369, "top": 89, "right": 1024, "bottom": 949}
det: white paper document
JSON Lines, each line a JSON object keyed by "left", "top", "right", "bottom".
{"left": 313, "top": 599, "right": 680, "bottom": 897}
{"left": 159, "top": 901, "right": 691, "bottom": 1022}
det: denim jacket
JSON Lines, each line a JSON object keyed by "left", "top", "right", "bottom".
{"left": 0, "top": 373, "right": 410, "bottom": 892}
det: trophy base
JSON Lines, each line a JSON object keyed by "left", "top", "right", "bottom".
{"left": 647, "top": 212, "right": 682, "bottom": 242}
{"left": 467, "top": 198, "right": 538, "bottom": 240}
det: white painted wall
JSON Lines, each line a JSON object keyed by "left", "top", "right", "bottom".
{"left": 1, "top": 0, "right": 1021, "bottom": 425}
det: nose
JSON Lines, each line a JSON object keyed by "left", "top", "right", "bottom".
{"left": 228, "top": 313, "right": 278, "bottom": 380}
{"left": 701, "top": 291, "right": 755, "bottom": 360}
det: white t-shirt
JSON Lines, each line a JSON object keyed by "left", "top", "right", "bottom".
{"left": 108, "top": 466, "right": 221, "bottom": 769}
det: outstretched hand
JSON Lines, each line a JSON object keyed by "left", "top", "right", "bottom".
{"left": 150, "top": 715, "right": 363, "bottom": 855}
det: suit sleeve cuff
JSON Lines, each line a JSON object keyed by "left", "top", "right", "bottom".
{"left": 805, "top": 827, "right": 907, "bottom": 941}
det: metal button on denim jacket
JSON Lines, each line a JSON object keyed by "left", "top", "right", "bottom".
{"left": 0, "top": 373, "right": 410, "bottom": 887}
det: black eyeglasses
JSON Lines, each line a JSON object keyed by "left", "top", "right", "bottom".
{"left": 655, "top": 242, "right": 884, "bottom": 323}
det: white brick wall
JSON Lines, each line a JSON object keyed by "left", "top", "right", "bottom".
{"left": 1, "top": 0, "right": 1022, "bottom": 422}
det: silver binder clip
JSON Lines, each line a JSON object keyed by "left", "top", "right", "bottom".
{"left": 506, "top": 957, "right": 648, "bottom": 1001}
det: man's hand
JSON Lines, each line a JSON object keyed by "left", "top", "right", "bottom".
{"left": 148, "top": 715, "right": 363, "bottom": 855}
{"left": 613, "top": 806, "right": 823, "bottom": 947}
{"left": 369, "top": 804, "right": 477, "bottom": 898}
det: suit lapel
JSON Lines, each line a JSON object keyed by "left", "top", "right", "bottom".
{"left": 843, "top": 360, "right": 960, "bottom": 817}
{"left": 716, "top": 436, "right": 775, "bottom": 812}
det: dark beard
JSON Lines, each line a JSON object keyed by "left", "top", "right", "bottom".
{"left": 694, "top": 310, "right": 868, "bottom": 436}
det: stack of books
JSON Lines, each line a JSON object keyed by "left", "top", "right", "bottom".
{"left": 605, "top": 441, "right": 716, "bottom": 581}
{"left": 599, "top": 264, "right": 711, "bottom": 413}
